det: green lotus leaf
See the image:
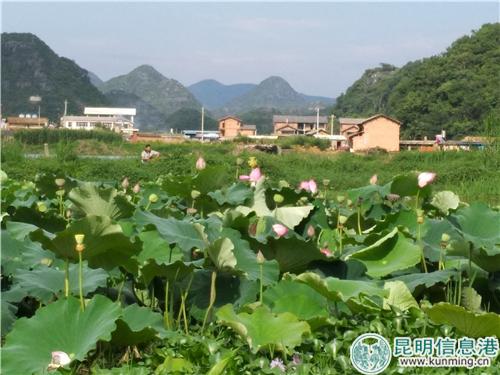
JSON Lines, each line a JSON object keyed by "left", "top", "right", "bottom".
{"left": 250, "top": 177, "right": 272, "bottom": 216}
{"left": 262, "top": 237, "right": 323, "bottom": 273}
{"left": 6, "top": 220, "right": 55, "bottom": 240}
{"left": 348, "top": 183, "right": 390, "bottom": 203}
{"left": 263, "top": 280, "right": 330, "bottom": 329}
{"left": 221, "top": 228, "right": 279, "bottom": 286}
{"left": 451, "top": 202, "right": 500, "bottom": 251}
{"left": 294, "top": 272, "right": 387, "bottom": 302}
{"left": 49, "top": 215, "right": 141, "bottom": 272}
{"left": 207, "top": 237, "right": 237, "bottom": 271}
{"left": 69, "top": 183, "right": 134, "bottom": 219}
{"left": 461, "top": 287, "right": 482, "bottom": 313}
{"left": 390, "top": 174, "right": 431, "bottom": 198}
{"left": 208, "top": 183, "right": 253, "bottom": 206}
{"left": 2, "top": 295, "right": 121, "bottom": 375}
{"left": 389, "top": 270, "right": 456, "bottom": 293}
{"left": 136, "top": 230, "right": 184, "bottom": 266}
{"left": 272, "top": 205, "right": 314, "bottom": 229}
{"left": 216, "top": 304, "right": 310, "bottom": 353}
{"left": 134, "top": 210, "right": 208, "bottom": 251}
{"left": 111, "top": 304, "right": 167, "bottom": 345}
{"left": 1, "top": 299, "right": 18, "bottom": 336}
{"left": 424, "top": 302, "right": 500, "bottom": 338}
{"left": 93, "top": 367, "right": 150, "bottom": 375}
{"left": 431, "top": 191, "right": 460, "bottom": 215}
{"left": 34, "top": 173, "right": 78, "bottom": 199}
{"left": 12, "top": 262, "right": 108, "bottom": 304}
{"left": 349, "top": 228, "right": 421, "bottom": 278}
{"left": 383, "top": 281, "right": 419, "bottom": 311}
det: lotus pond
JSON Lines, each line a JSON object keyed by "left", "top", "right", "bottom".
{"left": 1, "top": 159, "right": 499, "bottom": 374}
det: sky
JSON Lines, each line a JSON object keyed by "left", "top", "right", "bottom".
{"left": 1, "top": 1, "right": 498, "bottom": 97}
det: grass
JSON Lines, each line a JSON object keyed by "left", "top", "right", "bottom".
{"left": 2, "top": 138, "right": 499, "bottom": 205}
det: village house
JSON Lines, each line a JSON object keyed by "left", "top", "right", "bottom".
{"left": 218, "top": 116, "right": 256, "bottom": 138}
{"left": 6, "top": 115, "right": 49, "bottom": 130}
{"left": 273, "top": 115, "right": 329, "bottom": 136}
{"left": 60, "top": 107, "right": 138, "bottom": 135}
{"left": 339, "top": 114, "right": 400, "bottom": 152}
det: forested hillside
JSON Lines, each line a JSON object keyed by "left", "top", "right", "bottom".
{"left": 334, "top": 23, "right": 500, "bottom": 138}
{"left": 1, "top": 33, "right": 108, "bottom": 121}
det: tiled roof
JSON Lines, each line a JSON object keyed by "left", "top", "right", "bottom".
{"left": 241, "top": 124, "right": 256, "bottom": 130}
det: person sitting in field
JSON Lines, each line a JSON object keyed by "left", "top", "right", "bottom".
{"left": 141, "top": 144, "right": 160, "bottom": 163}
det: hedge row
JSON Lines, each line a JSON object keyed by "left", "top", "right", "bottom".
{"left": 13, "top": 129, "right": 123, "bottom": 144}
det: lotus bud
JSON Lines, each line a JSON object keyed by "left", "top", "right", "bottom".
{"left": 195, "top": 157, "right": 206, "bottom": 170}
{"left": 236, "top": 157, "right": 244, "bottom": 166}
{"left": 37, "top": 201, "right": 47, "bottom": 212}
{"left": 299, "top": 196, "right": 309, "bottom": 204}
{"left": 55, "top": 189, "right": 65, "bottom": 197}
{"left": 256, "top": 250, "right": 265, "bottom": 264}
{"left": 191, "top": 190, "right": 201, "bottom": 200}
{"left": 121, "top": 177, "right": 130, "bottom": 189}
{"left": 74, "top": 234, "right": 85, "bottom": 244}
{"left": 320, "top": 248, "right": 332, "bottom": 257}
{"left": 186, "top": 207, "right": 198, "bottom": 215}
{"left": 306, "top": 225, "right": 315, "bottom": 237}
{"left": 148, "top": 193, "right": 159, "bottom": 203}
{"left": 299, "top": 180, "right": 310, "bottom": 191}
{"left": 338, "top": 215, "right": 348, "bottom": 225}
{"left": 132, "top": 183, "right": 140, "bottom": 194}
{"left": 347, "top": 199, "right": 353, "bottom": 207}
{"left": 336, "top": 195, "right": 345, "bottom": 203}
{"left": 418, "top": 172, "right": 437, "bottom": 188}
{"left": 322, "top": 179, "right": 330, "bottom": 187}
{"left": 272, "top": 224, "right": 288, "bottom": 237}
{"left": 40, "top": 257, "right": 53, "bottom": 266}
{"left": 278, "top": 180, "right": 290, "bottom": 188}
{"left": 273, "top": 194, "right": 284, "bottom": 204}
{"left": 308, "top": 179, "right": 318, "bottom": 194}
{"left": 248, "top": 156, "right": 258, "bottom": 168}
{"left": 65, "top": 209, "right": 72, "bottom": 219}
{"left": 55, "top": 178, "right": 65, "bottom": 188}
{"left": 369, "top": 174, "right": 378, "bottom": 185}
{"left": 47, "top": 351, "right": 71, "bottom": 371}
{"left": 441, "top": 233, "right": 451, "bottom": 242}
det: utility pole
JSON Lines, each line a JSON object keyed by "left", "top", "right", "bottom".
{"left": 201, "top": 107, "right": 205, "bottom": 142}
{"left": 316, "top": 106, "right": 320, "bottom": 133}
{"left": 64, "top": 100, "right": 68, "bottom": 117}
{"left": 330, "top": 114, "right": 335, "bottom": 135}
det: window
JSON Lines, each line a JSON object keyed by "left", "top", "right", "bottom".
{"left": 77, "top": 122, "right": 87, "bottom": 128}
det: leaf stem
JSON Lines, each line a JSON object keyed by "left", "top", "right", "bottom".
{"left": 78, "top": 252, "right": 85, "bottom": 311}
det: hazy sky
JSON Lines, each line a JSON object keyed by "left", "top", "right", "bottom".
{"left": 1, "top": 1, "right": 498, "bottom": 97}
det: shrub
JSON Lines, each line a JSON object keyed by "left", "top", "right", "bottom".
{"left": 13, "top": 129, "right": 123, "bottom": 145}
{"left": 55, "top": 141, "right": 78, "bottom": 163}
{"left": 0, "top": 139, "right": 25, "bottom": 163}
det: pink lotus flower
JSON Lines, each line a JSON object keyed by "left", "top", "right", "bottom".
{"left": 270, "top": 358, "right": 286, "bottom": 372}
{"left": 299, "top": 179, "right": 318, "bottom": 194}
{"left": 306, "top": 225, "right": 315, "bottom": 237}
{"left": 239, "top": 168, "right": 263, "bottom": 184}
{"left": 370, "top": 174, "right": 378, "bottom": 185}
{"left": 132, "top": 183, "right": 140, "bottom": 194}
{"left": 320, "top": 248, "right": 332, "bottom": 257}
{"left": 272, "top": 224, "right": 288, "bottom": 237}
{"left": 195, "top": 157, "right": 206, "bottom": 170}
{"left": 121, "top": 177, "right": 129, "bottom": 189}
{"left": 418, "top": 172, "right": 436, "bottom": 188}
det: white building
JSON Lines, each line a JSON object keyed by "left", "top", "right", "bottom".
{"left": 60, "top": 107, "right": 138, "bottom": 135}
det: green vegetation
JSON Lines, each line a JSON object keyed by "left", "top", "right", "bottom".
{"left": 2, "top": 140, "right": 499, "bottom": 205}
{"left": 334, "top": 23, "right": 500, "bottom": 139}
{"left": 12, "top": 128, "right": 123, "bottom": 144}
{"left": 1, "top": 33, "right": 108, "bottom": 121}
{"left": 2, "top": 162, "right": 499, "bottom": 374}
{"left": 166, "top": 108, "right": 218, "bottom": 131}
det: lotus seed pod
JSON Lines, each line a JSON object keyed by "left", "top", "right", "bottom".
{"left": 278, "top": 180, "right": 290, "bottom": 188}
{"left": 336, "top": 195, "right": 345, "bottom": 203}
{"left": 191, "top": 190, "right": 201, "bottom": 200}
{"left": 417, "top": 216, "right": 424, "bottom": 224}
{"left": 322, "top": 179, "right": 330, "bottom": 187}
{"left": 55, "top": 189, "right": 65, "bottom": 197}
{"left": 37, "top": 202, "right": 47, "bottom": 212}
{"left": 148, "top": 193, "right": 159, "bottom": 203}
{"left": 55, "top": 178, "right": 65, "bottom": 188}
{"left": 273, "top": 194, "right": 284, "bottom": 203}
{"left": 186, "top": 207, "right": 198, "bottom": 215}
{"left": 248, "top": 156, "right": 258, "bottom": 168}
{"left": 346, "top": 199, "right": 353, "bottom": 207}
{"left": 74, "top": 234, "right": 85, "bottom": 244}
{"left": 441, "top": 233, "right": 451, "bottom": 242}
{"left": 75, "top": 244, "right": 85, "bottom": 252}
{"left": 256, "top": 250, "right": 265, "bottom": 264}
{"left": 338, "top": 215, "right": 348, "bottom": 225}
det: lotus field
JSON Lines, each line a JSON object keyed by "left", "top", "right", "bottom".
{"left": 1, "top": 157, "right": 499, "bottom": 374}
